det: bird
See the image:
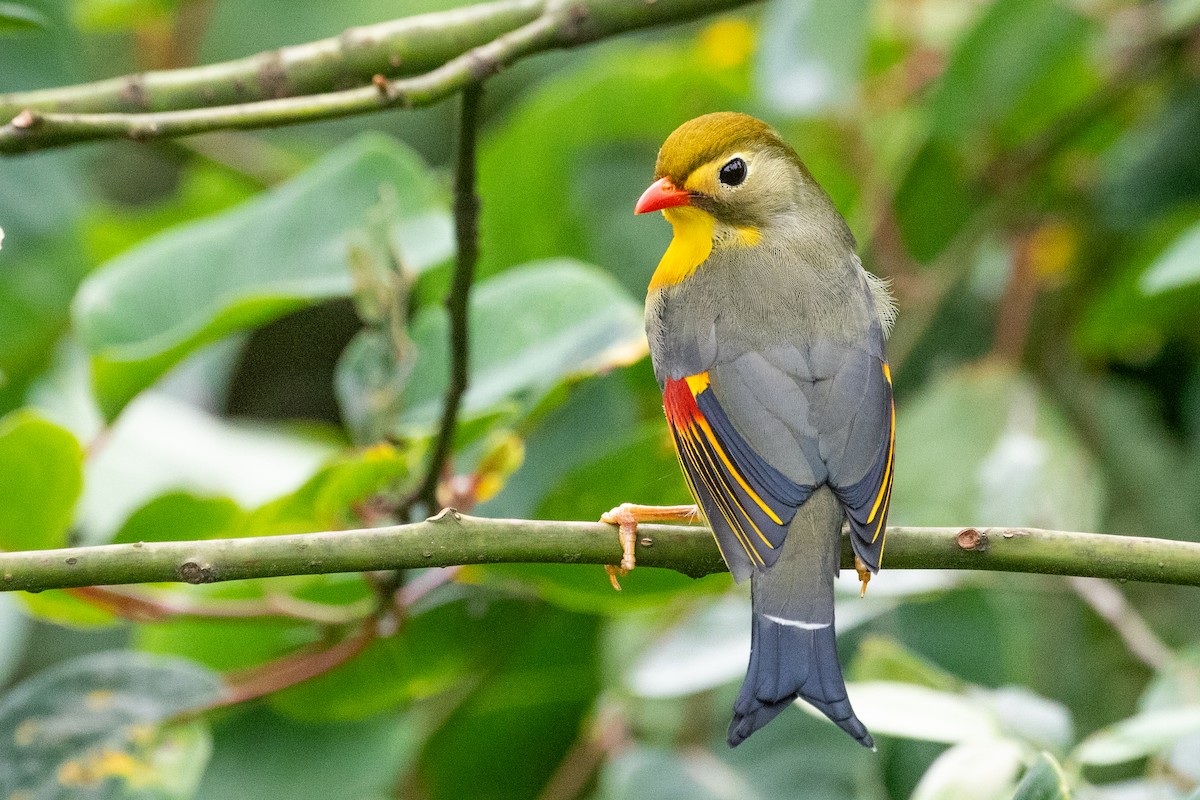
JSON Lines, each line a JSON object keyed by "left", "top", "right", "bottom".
{"left": 603, "top": 112, "right": 896, "bottom": 749}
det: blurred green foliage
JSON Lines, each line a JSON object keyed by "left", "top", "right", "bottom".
{"left": 0, "top": 0, "right": 1199, "bottom": 797}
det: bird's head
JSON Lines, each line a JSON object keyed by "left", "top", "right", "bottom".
{"left": 635, "top": 112, "right": 820, "bottom": 233}
{"left": 636, "top": 113, "right": 855, "bottom": 292}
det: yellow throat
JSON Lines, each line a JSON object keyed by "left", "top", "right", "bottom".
{"left": 648, "top": 207, "right": 714, "bottom": 292}
{"left": 647, "top": 207, "right": 762, "bottom": 292}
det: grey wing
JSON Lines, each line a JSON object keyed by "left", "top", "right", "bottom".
{"left": 709, "top": 328, "right": 895, "bottom": 572}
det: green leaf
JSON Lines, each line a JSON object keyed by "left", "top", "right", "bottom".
{"left": 74, "top": 133, "right": 451, "bottom": 419}
{"left": 392, "top": 259, "right": 645, "bottom": 433}
{"left": 79, "top": 392, "right": 338, "bottom": 543}
{"left": 74, "top": 0, "right": 174, "bottom": 31}
{"left": 599, "top": 745, "right": 752, "bottom": 800}
{"left": 829, "top": 682, "right": 1001, "bottom": 743}
{"left": 1101, "top": 85, "right": 1200, "bottom": 226}
{"left": 1140, "top": 221, "right": 1200, "bottom": 294}
{"left": 0, "top": 596, "right": 30, "bottom": 686}
{"left": 755, "top": 0, "right": 870, "bottom": 117}
{"left": 890, "top": 364, "right": 1102, "bottom": 531}
{"left": 113, "top": 491, "right": 243, "bottom": 544}
{"left": 195, "top": 706, "right": 419, "bottom": 800}
{"left": 0, "top": 409, "right": 83, "bottom": 551}
{"left": 929, "top": 0, "right": 1096, "bottom": 148}
{"left": 476, "top": 369, "right": 643, "bottom": 520}
{"left": 135, "top": 581, "right": 326, "bottom": 673}
{"left": 334, "top": 327, "right": 416, "bottom": 445}
{"left": 1165, "top": 0, "right": 1200, "bottom": 32}
{"left": 625, "top": 596, "right": 750, "bottom": 699}
{"left": 1073, "top": 708, "right": 1200, "bottom": 766}
{"left": 1050, "top": 377, "right": 1199, "bottom": 539}
{"left": 268, "top": 590, "right": 543, "bottom": 722}
{"left": 849, "top": 635, "right": 964, "bottom": 692}
{"left": 981, "top": 687, "right": 1072, "bottom": 754}
{"left": 415, "top": 605, "right": 600, "bottom": 800}
{"left": 0, "top": 153, "right": 89, "bottom": 413}
{"left": 910, "top": 740, "right": 1026, "bottom": 800}
{"left": 83, "top": 161, "right": 260, "bottom": 266}
{"left": 240, "top": 442, "right": 410, "bottom": 537}
{"left": 1012, "top": 752, "right": 1071, "bottom": 800}
{"left": 604, "top": 711, "right": 873, "bottom": 800}
{"left": 20, "top": 590, "right": 120, "bottom": 628}
{"left": 893, "top": 141, "right": 977, "bottom": 262}
{"left": 1074, "top": 204, "right": 1200, "bottom": 363}
{"left": 0, "top": 651, "right": 222, "bottom": 799}
{"left": 0, "top": 2, "right": 48, "bottom": 31}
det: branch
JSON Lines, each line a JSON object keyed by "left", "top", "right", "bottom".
{"left": 407, "top": 82, "right": 483, "bottom": 513}
{"left": 0, "top": 0, "right": 757, "bottom": 154}
{"left": 1, "top": 514, "right": 1199, "bottom": 593}
{"left": 0, "top": 0, "right": 543, "bottom": 116}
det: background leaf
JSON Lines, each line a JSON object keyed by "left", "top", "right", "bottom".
{"left": 1012, "top": 752, "right": 1071, "bottom": 800}
{"left": 73, "top": 134, "right": 451, "bottom": 418}
{"left": 909, "top": 739, "right": 1025, "bottom": 800}
{"left": 890, "top": 363, "right": 1102, "bottom": 530}
{"left": 1073, "top": 708, "right": 1200, "bottom": 766}
{"left": 755, "top": 0, "right": 871, "bottom": 117}
{"left": 0, "top": 651, "right": 222, "bottom": 799}
{"left": 0, "top": 2, "right": 48, "bottom": 31}
{"left": 78, "top": 392, "right": 337, "bottom": 543}
{"left": 0, "top": 409, "right": 83, "bottom": 551}
{"left": 1139, "top": 221, "right": 1200, "bottom": 294}
{"left": 391, "top": 259, "right": 645, "bottom": 432}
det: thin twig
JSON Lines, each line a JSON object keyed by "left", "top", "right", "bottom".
{"left": 0, "top": 0, "right": 543, "bottom": 117}
{"left": 215, "top": 622, "right": 376, "bottom": 707}
{"left": 68, "top": 584, "right": 374, "bottom": 624}
{"left": 990, "top": 228, "right": 1040, "bottom": 364}
{"left": 1, "top": 514, "right": 1200, "bottom": 592}
{"left": 1067, "top": 576, "right": 1174, "bottom": 671}
{"left": 0, "top": 0, "right": 759, "bottom": 154}
{"left": 0, "top": 13, "right": 555, "bottom": 154}
{"left": 397, "top": 565, "right": 463, "bottom": 608}
{"left": 405, "top": 82, "right": 483, "bottom": 514}
{"left": 536, "top": 708, "right": 629, "bottom": 800}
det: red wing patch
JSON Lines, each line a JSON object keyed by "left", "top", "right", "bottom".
{"left": 664, "top": 372, "right": 811, "bottom": 571}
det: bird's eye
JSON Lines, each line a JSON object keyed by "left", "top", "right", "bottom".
{"left": 719, "top": 157, "right": 747, "bottom": 187}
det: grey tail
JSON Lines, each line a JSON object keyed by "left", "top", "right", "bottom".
{"left": 726, "top": 486, "right": 874, "bottom": 749}
{"left": 727, "top": 608, "right": 873, "bottom": 748}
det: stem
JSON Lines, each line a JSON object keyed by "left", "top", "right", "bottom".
{"left": 1067, "top": 576, "right": 1173, "bottom": 671}
{"left": 216, "top": 623, "right": 375, "bottom": 707}
{"left": 408, "top": 82, "right": 483, "bottom": 513}
{"left": 0, "top": 0, "right": 543, "bottom": 116}
{"left": 2, "top": 514, "right": 1199, "bottom": 592}
{"left": 0, "top": 0, "right": 758, "bottom": 154}
{"left": 69, "top": 584, "right": 374, "bottom": 624}
{"left": 0, "top": 12, "right": 558, "bottom": 153}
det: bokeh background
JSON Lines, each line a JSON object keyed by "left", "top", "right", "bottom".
{"left": 1, "top": 0, "right": 1199, "bottom": 797}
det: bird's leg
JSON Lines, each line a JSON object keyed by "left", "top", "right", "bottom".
{"left": 854, "top": 555, "right": 872, "bottom": 598}
{"left": 600, "top": 503, "right": 700, "bottom": 590}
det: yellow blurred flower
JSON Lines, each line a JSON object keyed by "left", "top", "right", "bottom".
{"left": 698, "top": 17, "right": 755, "bottom": 69}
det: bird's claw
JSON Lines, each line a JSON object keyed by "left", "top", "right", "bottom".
{"left": 854, "top": 555, "right": 872, "bottom": 598}
{"left": 601, "top": 503, "right": 640, "bottom": 590}
{"left": 604, "top": 564, "right": 628, "bottom": 591}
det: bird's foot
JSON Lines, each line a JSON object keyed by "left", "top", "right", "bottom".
{"left": 600, "top": 503, "right": 700, "bottom": 590}
{"left": 854, "top": 555, "right": 872, "bottom": 598}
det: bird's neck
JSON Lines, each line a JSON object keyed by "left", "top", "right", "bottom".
{"left": 647, "top": 208, "right": 762, "bottom": 292}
